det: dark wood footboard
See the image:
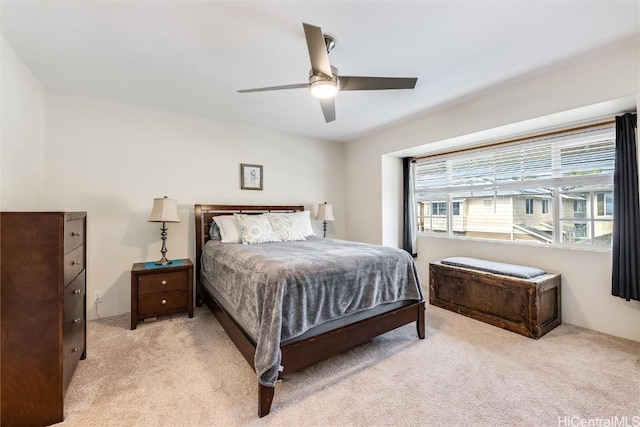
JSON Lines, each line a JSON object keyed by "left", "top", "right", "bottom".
{"left": 429, "top": 261, "right": 561, "bottom": 339}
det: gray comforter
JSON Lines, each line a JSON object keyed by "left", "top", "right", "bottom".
{"left": 201, "top": 237, "right": 423, "bottom": 387}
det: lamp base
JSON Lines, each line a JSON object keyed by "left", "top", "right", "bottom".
{"left": 155, "top": 222, "right": 173, "bottom": 265}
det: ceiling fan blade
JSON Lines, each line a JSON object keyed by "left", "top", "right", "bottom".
{"left": 319, "top": 98, "right": 336, "bottom": 123}
{"left": 339, "top": 76, "right": 417, "bottom": 91}
{"left": 303, "top": 23, "right": 333, "bottom": 78}
{"left": 237, "top": 83, "right": 309, "bottom": 93}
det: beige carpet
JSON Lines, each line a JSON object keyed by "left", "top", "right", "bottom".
{"left": 58, "top": 305, "right": 640, "bottom": 427}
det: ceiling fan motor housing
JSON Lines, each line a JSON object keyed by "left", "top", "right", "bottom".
{"left": 308, "top": 65, "right": 339, "bottom": 85}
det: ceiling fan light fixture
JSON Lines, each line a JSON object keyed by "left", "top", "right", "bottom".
{"left": 309, "top": 80, "right": 338, "bottom": 99}
{"left": 237, "top": 23, "right": 417, "bottom": 123}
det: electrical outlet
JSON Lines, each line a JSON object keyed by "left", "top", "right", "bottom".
{"left": 94, "top": 292, "right": 103, "bottom": 303}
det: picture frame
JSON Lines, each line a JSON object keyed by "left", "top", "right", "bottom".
{"left": 240, "top": 163, "right": 263, "bottom": 190}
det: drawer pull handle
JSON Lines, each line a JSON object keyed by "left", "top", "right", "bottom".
{"left": 71, "top": 232, "right": 81, "bottom": 237}
{"left": 161, "top": 299, "right": 167, "bottom": 305}
{"left": 72, "top": 347, "right": 80, "bottom": 353}
{"left": 161, "top": 280, "right": 167, "bottom": 285}
{"left": 72, "top": 318, "right": 81, "bottom": 323}
{"left": 71, "top": 260, "right": 81, "bottom": 266}
{"left": 73, "top": 289, "right": 81, "bottom": 294}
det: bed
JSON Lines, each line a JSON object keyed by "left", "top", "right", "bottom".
{"left": 194, "top": 204, "right": 425, "bottom": 417}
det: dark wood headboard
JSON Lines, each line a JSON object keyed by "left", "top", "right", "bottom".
{"left": 194, "top": 204, "right": 305, "bottom": 279}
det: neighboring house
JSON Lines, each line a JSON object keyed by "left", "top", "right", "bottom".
{"left": 417, "top": 191, "right": 613, "bottom": 245}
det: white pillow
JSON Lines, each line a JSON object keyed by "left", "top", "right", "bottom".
{"left": 295, "top": 211, "right": 316, "bottom": 237}
{"left": 212, "top": 215, "right": 242, "bottom": 243}
{"left": 266, "top": 213, "right": 306, "bottom": 242}
{"left": 235, "top": 214, "right": 280, "bottom": 244}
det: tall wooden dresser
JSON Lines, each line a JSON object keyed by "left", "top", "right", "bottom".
{"left": 1, "top": 212, "right": 87, "bottom": 426}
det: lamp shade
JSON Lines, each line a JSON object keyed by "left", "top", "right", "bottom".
{"left": 147, "top": 197, "right": 180, "bottom": 223}
{"left": 315, "top": 203, "right": 335, "bottom": 222}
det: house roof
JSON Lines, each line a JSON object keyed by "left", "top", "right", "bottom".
{"left": 2, "top": 1, "right": 638, "bottom": 142}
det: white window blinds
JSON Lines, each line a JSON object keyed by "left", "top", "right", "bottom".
{"left": 413, "top": 124, "right": 616, "bottom": 247}
{"left": 415, "top": 126, "right": 615, "bottom": 197}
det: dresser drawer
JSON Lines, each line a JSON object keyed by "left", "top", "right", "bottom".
{"left": 138, "top": 289, "right": 187, "bottom": 317}
{"left": 63, "top": 319, "right": 84, "bottom": 364}
{"left": 64, "top": 218, "right": 85, "bottom": 254}
{"left": 63, "top": 245, "right": 84, "bottom": 286}
{"left": 62, "top": 324, "right": 84, "bottom": 392}
{"left": 62, "top": 306, "right": 84, "bottom": 355}
{"left": 138, "top": 270, "right": 187, "bottom": 294}
{"left": 64, "top": 272, "right": 85, "bottom": 323}
{"left": 63, "top": 272, "right": 85, "bottom": 392}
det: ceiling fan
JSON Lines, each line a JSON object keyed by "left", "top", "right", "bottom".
{"left": 237, "top": 23, "right": 418, "bottom": 123}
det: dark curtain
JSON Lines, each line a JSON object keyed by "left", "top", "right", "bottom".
{"left": 402, "top": 157, "right": 416, "bottom": 256}
{"left": 612, "top": 112, "right": 639, "bottom": 301}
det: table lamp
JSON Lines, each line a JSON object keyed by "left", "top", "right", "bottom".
{"left": 148, "top": 196, "right": 180, "bottom": 265}
{"left": 315, "top": 202, "right": 335, "bottom": 238}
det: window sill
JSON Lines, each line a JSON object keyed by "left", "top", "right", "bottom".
{"left": 417, "top": 232, "right": 613, "bottom": 253}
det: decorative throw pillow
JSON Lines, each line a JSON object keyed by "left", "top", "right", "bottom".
{"left": 212, "top": 215, "right": 242, "bottom": 243}
{"left": 266, "top": 213, "right": 306, "bottom": 242}
{"left": 235, "top": 214, "right": 280, "bottom": 244}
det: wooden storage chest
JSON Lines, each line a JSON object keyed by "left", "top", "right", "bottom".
{"left": 429, "top": 260, "right": 561, "bottom": 339}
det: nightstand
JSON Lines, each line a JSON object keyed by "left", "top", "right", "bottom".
{"left": 130, "top": 258, "right": 193, "bottom": 330}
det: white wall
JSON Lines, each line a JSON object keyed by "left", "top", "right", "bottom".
{"left": 345, "top": 40, "right": 640, "bottom": 341}
{"left": 43, "top": 92, "right": 345, "bottom": 319}
{"left": 1, "top": 36, "right": 45, "bottom": 209}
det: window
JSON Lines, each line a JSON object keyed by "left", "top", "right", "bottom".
{"left": 413, "top": 124, "right": 615, "bottom": 247}
{"left": 596, "top": 192, "right": 613, "bottom": 216}
{"left": 432, "top": 202, "right": 447, "bottom": 216}
{"left": 525, "top": 199, "right": 534, "bottom": 215}
{"left": 574, "top": 223, "right": 588, "bottom": 239}
{"left": 452, "top": 202, "right": 461, "bottom": 216}
{"left": 416, "top": 199, "right": 448, "bottom": 233}
{"left": 573, "top": 200, "right": 586, "bottom": 214}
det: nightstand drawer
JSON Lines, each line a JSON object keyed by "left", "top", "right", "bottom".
{"left": 138, "top": 290, "right": 187, "bottom": 317}
{"left": 138, "top": 270, "right": 187, "bottom": 294}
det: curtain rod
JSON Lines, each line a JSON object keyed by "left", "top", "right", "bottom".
{"left": 411, "top": 117, "right": 618, "bottom": 163}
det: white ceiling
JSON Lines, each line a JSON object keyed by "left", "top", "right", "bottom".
{"left": 2, "top": 1, "right": 638, "bottom": 142}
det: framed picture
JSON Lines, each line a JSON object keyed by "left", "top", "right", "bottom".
{"left": 240, "top": 163, "right": 263, "bottom": 190}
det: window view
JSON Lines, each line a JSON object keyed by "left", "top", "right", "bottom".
{"left": 525, "top": 199, "right": 534, "bottom": 215}
{"left": 596, "top": 192, "right": 613, "bottom": 216}
{"left": 541, "top": 199, "right": 549, "bottom": 214}
{"left": 414, "top": 126, "right": 615, "bottom": 247}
